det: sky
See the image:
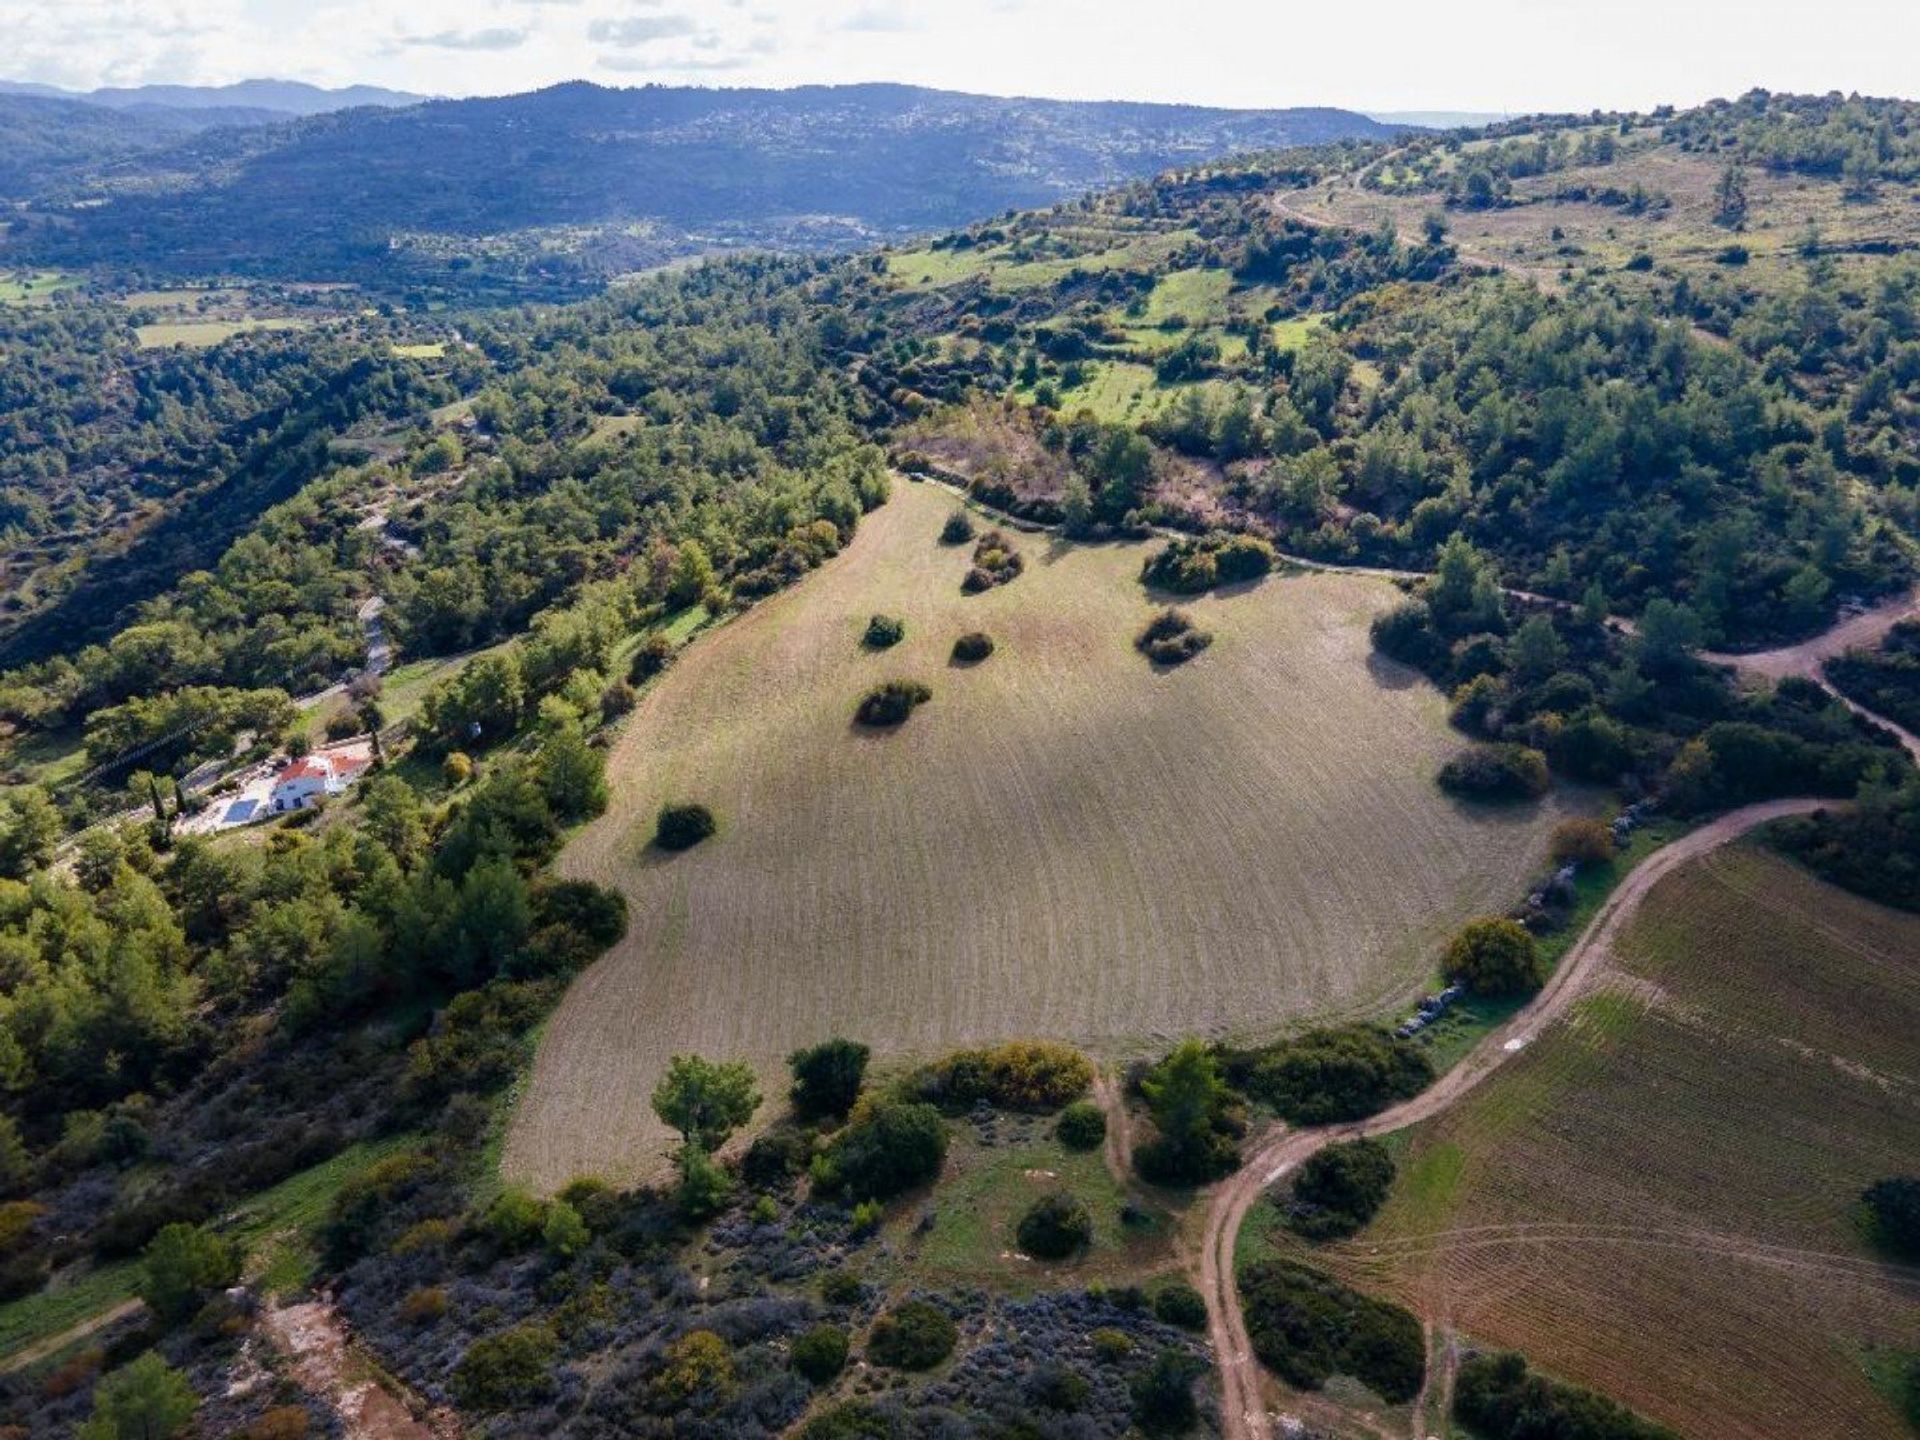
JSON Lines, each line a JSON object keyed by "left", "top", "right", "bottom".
{"left": 5, "top": 0, "right": 1918, "bottom": 115}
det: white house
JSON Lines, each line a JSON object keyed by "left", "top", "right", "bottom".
{"left": 269, "top": 750, "right": 370, "bottom": 813}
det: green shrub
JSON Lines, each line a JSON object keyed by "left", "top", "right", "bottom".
{"left": 863, "top": 614, "right": 906, "bottom": 649}
{"left": 655, "top": 802, "right": 717, "bottom": 851}
{"left": 867, "top": 1299, "right": 957, "bottom": 1370}
{"left": 1016, "top": 1191, "right": 1093, "bottom": 1259}
{"left": 960, "top": 530, "right": 1024, "bottom": 592}
{"left": 542, "top": 1199, "right": 589, "bottom": 1257}
{"left": 939, "top": 511, "right": 976, "bottom": 545}
{"left": 453, "top": 1322, "right": 558, "bottom": 1412}
{"left": 1090, "top": 1327, "right": 1135, "bottom": 1363}
{"left": 789, "top": 1037, "right": 871, "bottom": 1120}
{"left": 1133, "top": 1038, "right": 1243, "bottom": 1186}
{"left": 630, "top": 633, "right": 675, "bottom": 683}
{"left": 1549, "top": 817, "right": 1618, "bottom": 868}
{"left": 1444, "top": 916, "right": 1546, "bottom": 996}
{"left": 819, "top": 1268, "right": 865, "bottom": 1306}
{"left": 792, "top": 1323, "right": 850, "bottom": 1384}
{"left": 743, "top": 1125, "right": 812, "bottom": 1190}
{"left": 1142, "top": 532, "right": 1276, "bottom": 593}
{"left": 1027, "top": 1361, "right": 1091, "bottom": 1410}
{"left": 1439, "top": 743, "right": 1551, "bottom": 801}
{"left": 479, "top": 1187, "right": 547, "bottom": 1251}
{"left": 399, "top": 1286, "right": 448, "bottom": 1325}
{"left": 1283, "top": 1138, "right": 1396, "bottom": 1240}
{"left": 1863, "top": 1175, "right": 1920, "bottom": 1258}
{"left": 1238, "top": 1259, "right": 1424, "bottom": 1403}
{"left": 1454, "top": 1351, "right": 1677, "bottom": 1439}
{"left": 1229, "top": 1026, "right": 1433, "bottom": 1126}
{"left": 951, "top": 631, "right": 995, "bottom": 663}
{"left": 648, "top": 1330, "right": 736, "bottom": 1408}
{"left": 799, "top": 1402, "right": 897, "bottom": 1440}
{"left": 1131, "top": 1347, "right": 1207, "bottom": 1435}
{"left": 911, "top": 1039, "right": 1095, "bottom": 1112}
{"left": 139, "top": 1223, "right": 240, "bottom": 1326}
{"left": 813, "top": 1098, "right": 947, "bottom": 1200}
{"left": 1153, "top": 1281, "right": 1207, "bottom": 1331}
{"left": 855, "top": 679, "right": 932, "bottom": 727}
{"left": 1055, "top": 1100, "right": 1107, "bottom": 1151}
{"left": 79, "top": 1352, "right": 197, "bottom": 1440}
{"left": 1135, "top": 608, "right": 1213, "bottom": 666}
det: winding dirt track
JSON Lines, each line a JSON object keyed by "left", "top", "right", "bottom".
{"left": 1703, "top": 589, "right": 1920, "bottom": 762}
{"left": 1194, "top": 796, "right": 1832, "bottom": 1440}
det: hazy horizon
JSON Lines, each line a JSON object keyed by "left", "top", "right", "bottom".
{"left": 3, "top": 0, "right": 1914, "bottom": 118}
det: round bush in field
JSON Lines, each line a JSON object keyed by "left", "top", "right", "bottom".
{"left": 1284, "top": 1136, "right": 1396, "bottom": 1240}
{"left": 819, "top": 1269, "right": 865, "bottom": 1307}
{"left": 791, "top": 1323, "right": 850, "bottom": 1384}
{"left": 940, "top": 510, "right": 975, "bottom": 545}
{"left": 951, "top": 631, "right": 995, "bottom": 664}
{"left": 867, "top": 1299, "right": 957, "bottom": 1370}
{"left": 1438, "top": 743, "right": 1551, "bottom": 802}
{"left": 1153, "top": 1281, "right": 1207, "bottom": 1330}
{"left": 1055, "top": 1099, "right": 1107, "bottom": 1151}
{"left": 654, "top": 803, "right": 716, "bottom": 851}
{"left": 855, "top": 679, "right": 932, "bottom": 727}
{"left": 1549, "top": 817, "right": 1617, "bottom": 868}
{"left": 863, "top": 614, "right": 906, "bottom": 649}
{"left": 1135, "top": 607, "right": 1213, "bottom": 666}
{"left": 1016, "top": 1190, "right": 1093, "bottom": 1259}
{"left": 1444, "top": 916, "right": 1545, "bottom": 996}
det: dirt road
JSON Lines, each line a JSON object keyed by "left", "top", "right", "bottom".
{"left": 0, "top": 1299, "right": 143, "bottom": 1374}
{"left": 1194, "top": 796, "right": 1831, "bottom": 1440}
{"left": 1704, "top": 588, "right": 1920, "bottom": 762}
{"left": 263, "top": 1299, "right": 450, "bottom": 1440}
{"left": 1703, "top": 589, "right": 1920, "bottom": 682}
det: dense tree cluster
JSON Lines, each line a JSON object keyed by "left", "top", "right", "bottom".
{"left": 1282, "top": 1137, "right": 1396, "bottom": 1240}
{"left": 1221, "top": 1025, "right": 1434, "bottom": 1125}
{"left": 1238, "top": 1259, "right": 1424, "bottom": 1402}
{"left": 1770, "top": 776, "right": 1920, "bottom": 911}
{"left": 1454, "top": 1351, "right": 1677, "bottom": 1440}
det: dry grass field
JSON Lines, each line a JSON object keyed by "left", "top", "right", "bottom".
{"left": 503, "top": 479, "right": 1585, "bottom": 1188}
{"left": 1284, "top": 143, "right": 1920, "bottom": 295}
{"left": 1315, "top": 843, "right": 1920, "bottom": 1440}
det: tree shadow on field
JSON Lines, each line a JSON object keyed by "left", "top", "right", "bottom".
{"left": 1439, "top": 790, "right": 1552, "bottom": 829}
{"left": 1366, "top": 649, "right": 1424, "bottom": 692}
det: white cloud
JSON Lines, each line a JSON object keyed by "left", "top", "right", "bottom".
{"left": 400, "top": 26, "right": 527, "bottom": 48}
{"left": 832, "top": 3, "right": 919, "bottom": 33}
{"left": 587, "top": 13, "right": 699, "bottom": 45}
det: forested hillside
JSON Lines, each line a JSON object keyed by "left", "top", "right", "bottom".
{"left": 3, "top": 83, "right": 1394, "bottom": 295}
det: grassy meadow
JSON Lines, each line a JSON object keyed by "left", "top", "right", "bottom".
{"left": 503, "top": 478, "right": 1587, "bottom": 1189}
{"left": 134, "top": 317, "right": 311, "bottom": 350}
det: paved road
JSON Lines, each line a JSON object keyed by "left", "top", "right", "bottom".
{"left": 1194, "top": 797, "right": 1832, "bottom": 1440}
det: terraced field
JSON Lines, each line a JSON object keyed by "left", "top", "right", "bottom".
{"left": 503, "top": 479, "right": 1585, "bottom": 1188}
{"left": 1317, "top": 843, "right": 1920, "bottom": 1440}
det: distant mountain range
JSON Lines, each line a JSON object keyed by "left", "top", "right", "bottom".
{"left": 0, "top": 77, "right": 426, "bottom": 116}
{"left": 0, "top": 81, "right": 1399, "bottom": 297}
